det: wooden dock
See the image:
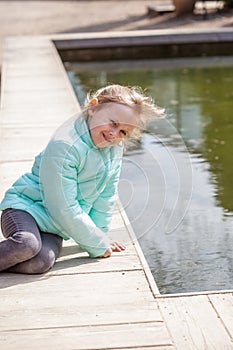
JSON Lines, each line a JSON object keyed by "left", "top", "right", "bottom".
{"left": 1, "top": 32, "right": 233, "bottom": 349}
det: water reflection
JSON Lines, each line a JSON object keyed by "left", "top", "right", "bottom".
{"left": 67, "top": 58, "right": 233, "bottom": 293}
{"left": 160, "top": 64, "right": 233, "bottom": 214}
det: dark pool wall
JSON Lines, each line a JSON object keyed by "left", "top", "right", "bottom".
{"left": 55, "top": 30, "right": 233, "bottom": 63}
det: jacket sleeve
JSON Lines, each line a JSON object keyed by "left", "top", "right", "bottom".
{"left": 89, "top": 161, "right": 122, "bottom": 232}
{"left": 39, "top": 140, "right": 110, "bottom": 258}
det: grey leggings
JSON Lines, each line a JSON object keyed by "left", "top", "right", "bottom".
{"left": 0, "top": 208, "right": 63, "bottom": 274}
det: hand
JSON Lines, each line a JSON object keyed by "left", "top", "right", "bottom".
{"left": 98, "top": 242, "right": 126, "bottom": 258}
{"left": 110, "top": 241, "right": 126, "bottom": 252}
{"left": 99, "top": 248, "right": 112, "bottom": 258}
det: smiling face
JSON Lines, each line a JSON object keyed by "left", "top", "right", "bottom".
{"left": 87, "top": 102, "right": 138, "bottom": 148}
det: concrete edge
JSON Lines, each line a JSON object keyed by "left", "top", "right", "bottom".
{"left": 118, "top": 201, "right": 161, "bottom": 296}
{"left": 53, "top": 28, "right": 233, "bottom": 50}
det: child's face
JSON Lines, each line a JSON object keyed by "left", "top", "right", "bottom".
{"left": 87, "top": 102, "right": 138, "bottom": 148}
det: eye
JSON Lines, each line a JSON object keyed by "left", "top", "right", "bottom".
{"left": 111, "top": 120, "right": 117, "bottom": 127}
{"left": 120, "top": 129, "right": 127, "bottom": 137}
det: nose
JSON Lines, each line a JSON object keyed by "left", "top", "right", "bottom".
{"left": 109, "top": 129, "right": 118, "bottom": 138}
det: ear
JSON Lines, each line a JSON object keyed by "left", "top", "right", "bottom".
{"left": 89, "top": 97, "right": 99, "bottom": 107}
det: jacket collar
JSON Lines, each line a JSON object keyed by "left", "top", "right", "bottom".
{"left": 74, "top": 114, "right": 98, "bottom": 149}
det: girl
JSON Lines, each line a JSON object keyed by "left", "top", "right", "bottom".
{"left": 0, "top": 84, "right": 163, "bottom": 274}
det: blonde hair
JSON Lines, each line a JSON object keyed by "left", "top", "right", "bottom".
{"left": 84, "top": 84, "right": 165, "bottom": 143}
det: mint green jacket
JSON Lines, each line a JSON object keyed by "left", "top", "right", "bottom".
{"left": 0, "top": 115, "right": 123, "bottom": 257}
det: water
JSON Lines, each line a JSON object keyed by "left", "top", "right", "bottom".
{"left": 66, "top": 57, "right": 233, "bottom": 294}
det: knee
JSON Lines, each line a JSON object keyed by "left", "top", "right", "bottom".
{"left": 12, "top": 231, "right": 41, "bottom": 259}
{"left": 29, "top": 249, "right": 56, "bottom": 274}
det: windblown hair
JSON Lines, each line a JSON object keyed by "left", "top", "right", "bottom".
{"left": 84, "top": 84, "right": 165, "bottom": 143}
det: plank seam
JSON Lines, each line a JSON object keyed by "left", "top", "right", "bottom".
{"left": 208, "top": 295, "right": 233, "bottom": 342}
{"left": 156, "top": 290, "right": 233, "bottom": 299}
{"left": 0, "top": 320, "right": 165, "bottom": 333}
{"left": 49, "top": 268, "right": 144, "bottom": 276}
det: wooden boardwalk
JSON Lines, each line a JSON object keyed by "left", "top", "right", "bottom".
{"left": 0, "top": 32, "right": 233, "bottom": 349}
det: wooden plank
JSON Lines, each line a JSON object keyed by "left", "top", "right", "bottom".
{"left": 0, "top": 161, "right": 33, "bottom": 200}
{"left": 2, "top": 89, "right": 74, "bottom": 109}
{"left": 209, "top": 293, "right": 233, "bottom": 338}
{"left": 115, "top": 348, "right": 174, "bottom": 350}
{"left": 159, "top": 294, "right": 233, "bottom": 349}
{"left": 108, "top": 348, "right": 174, "bottom": 350}
{"left": 1, "top": 40, "right": 79, "bottom": 117}
{"left": 0, "top": 322, "right": 173, "bottom": 350}
{"left": 51, "top": 238, "right": 141, "bottom": 275}
{"left": 5, "top": 36, "right": 52, "bottom": 49}
{"left": 0, "top": 126, "right": 54, "bottom": 161}
{"left": 3, "top": 59, "right": 63, "bottom": 76}
{"left": 3, "top": 75, "right": 68, "bottom": 92}
{"left": 0, "top": 110, "right": 71, "bottom": 127}
{"left": 123, "top": 348, "right": 175, "bottom": 350}
{"left": 1, "top": 87, "right": 76, "bottom": 112}
{"left": 0, "top": 271, "right": 163, "bottom": 331}
{"left": 52, "top": 254, "right": 142, "bottom": 275}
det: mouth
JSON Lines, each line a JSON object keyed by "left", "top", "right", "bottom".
{"left": 102, "top": 132, "right": 113, "bottom": 143}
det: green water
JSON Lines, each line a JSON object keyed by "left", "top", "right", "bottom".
{"left": 67, "top": 58, "right": 233, "bottom": 294}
